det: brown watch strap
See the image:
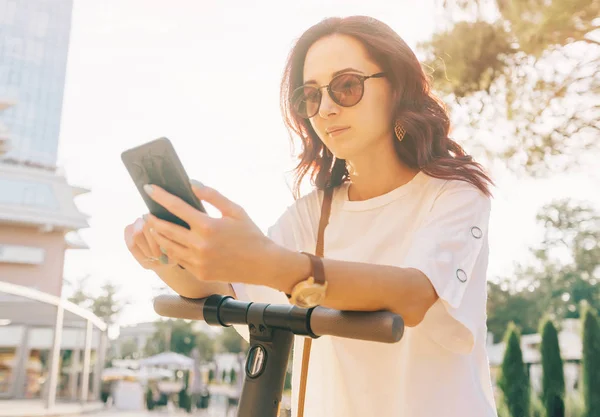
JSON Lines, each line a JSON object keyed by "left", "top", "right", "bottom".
{"left": 300, "top": 252, "right": 325, "bottom": 285}
{"left": 297, "top": 186, "right": 334, "bottom": 417}
{"left": 285, "top": 187, "right": 334, "bottom": 298}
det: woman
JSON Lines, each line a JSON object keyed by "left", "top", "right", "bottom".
{"left": 124, "top": 16, "right": 497, "bottom": 417}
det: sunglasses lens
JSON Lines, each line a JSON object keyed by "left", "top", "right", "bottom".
{"left": 292, "top": 86, "right": 321, "bottom": 118}
{"left": 330, "top": 74, "right": 363, "bottom": 106}
{"left": 291, "top": 74, "right": 368, "bottom": 118}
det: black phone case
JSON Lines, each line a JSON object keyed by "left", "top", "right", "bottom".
{"left": 121, "top": 137, "right": 206, "bottom": 229}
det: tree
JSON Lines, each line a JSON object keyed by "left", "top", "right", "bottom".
{"left": 486, "top": 200, "right": 600, "bottom": 341}
{"left": 216, "top": 327, "right": 248, "bottom": 354}
{"left": 532, "top": 200, "right": 600, "bottom": 317}
{"left": 498, "top": 323, "right": 530, "bottom": 417}
{"left": 229, "top": 368, "right": 236, "bottom": 385}
{"left": 195, "top": 331, "right": 215, "bottom": 363}
{"left": 92, "top": 282, "right": 128, "bottom": 326}
{"left": 487, "top": 280, "right": 544, "bottom": 342}
{"left": 422, "top": 0, "right": 599, "bottom": 176}
{"left": 540, "top": 318, "right": 565, "bottom": 417}
{"left": 66, "top": 275, "right": 91, "bottom": 306}
{"left": 120, "top": 338, "right": 140, "bottom": 359}
{"left": 144, "top": 319, "right": 215, "bottom": 360}
{"left": 66, "top": 278, "right": 128, "bottom": 326}
{"left": 581, "top": 305, "right": 600, "bottom": 417}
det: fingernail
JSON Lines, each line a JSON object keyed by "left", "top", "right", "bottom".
{"left": 133, "top": 218, "right": 144, "bottom": 232}
{"left": 190, "top": 179, "right": 204, "bottom": 189}
{"left": 159, "top": 254, "right": 169, "bottom": 264}
{"left": 143, "top": 184, "right": 154, "bottom": 195}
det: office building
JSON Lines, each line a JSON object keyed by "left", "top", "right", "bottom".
{"left": 0, "top": 0, "right": 107, "bottom": 409}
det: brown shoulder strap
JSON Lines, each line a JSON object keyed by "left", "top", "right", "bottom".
{"left": 315, "top": 187, "right": 334, "bottom": 258}
{"left": 297, "top": 186, "right": 334, "bottom": 417}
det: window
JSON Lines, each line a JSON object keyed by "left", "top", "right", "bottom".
{"left": 0, "top": 179, "right": 59, "bottom": 210}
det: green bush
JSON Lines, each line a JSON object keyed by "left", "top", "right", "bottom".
{"left": 208, "top": 369, "right": 215, "bottom": 382}
{"left": 499, "top": 322, "right": 531, "bottom": 417}
{"left": 284, "top": 370, "right": 292, "bottom": 391}
{"left": 581, "top": 306, "right": 600, "bottom": 417}
{"left": 540, "top": 318, "right": 565, "bottom": 417}
{"left": 499, "top": 392, "right": 546, "bottom": 417}
{"left": 178, "top": 388, "right": 192, "bottom": 413}
{"left": 145, "top": 387, "right": 155, "bottom": 410}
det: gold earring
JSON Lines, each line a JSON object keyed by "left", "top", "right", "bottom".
{"left": 394, "top": 120, "right": 406, "bottom": 142}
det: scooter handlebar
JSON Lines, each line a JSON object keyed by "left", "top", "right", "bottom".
{"left": 153, "top": 294, "right": 404, "bottom": 344}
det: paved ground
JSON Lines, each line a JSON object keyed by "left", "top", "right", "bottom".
{"left": 1, "top": 387, "right": 291, "bottom": 417}
{"left": 84, "top": 409, "right": 222, "bottom": 417}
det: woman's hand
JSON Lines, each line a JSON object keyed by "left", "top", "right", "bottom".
{"left": 124, "top": 215, "right": 180, "bottom": 271}
{"left": 142, "top": 181, "right": 279, "bottom": 285}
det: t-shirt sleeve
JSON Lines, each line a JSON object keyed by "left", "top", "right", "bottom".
{"left": 402, "top": 180, "right": 491, "bottom": 355}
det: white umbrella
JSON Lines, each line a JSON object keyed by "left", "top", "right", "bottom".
{"left": 138, "top": 351, "right": 194, "bottom": 370}
{"left": 137, "top": 367, "right": 174, "bottom": 381}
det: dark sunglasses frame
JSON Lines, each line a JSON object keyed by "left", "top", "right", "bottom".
{"left": 291, "top": 72, "right": 386, "bottom": 119}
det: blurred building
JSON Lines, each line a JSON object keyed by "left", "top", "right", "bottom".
{"left": 0, "top": 0, "right": 107, "bottom": 410}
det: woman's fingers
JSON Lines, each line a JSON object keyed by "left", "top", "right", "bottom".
{"left": 143, "top": 184, "right": 212, "bottom": 230}
{"left": 149, "top": 227, "right": 192, "bottom": 266}
{"left": 142, "top": 215, "right": 163, "bottom": 259}
{"left": 191, "top": 182, "right": 246, "bottom": 219}
{"left": 130, "top": 218, "right": 154, "bottom": 259}
{"left": 125, "top": 220, "right": 160, "bottom": 269}
{"left": 131, "top": 242, "right": 159, "bottom": 267}
{"left": 146, "top": 214, "right": 197, "bottom": 248}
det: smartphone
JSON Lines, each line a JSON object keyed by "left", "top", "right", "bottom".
{"left": 121, "top": 137, "right": 206, "bottom": 229}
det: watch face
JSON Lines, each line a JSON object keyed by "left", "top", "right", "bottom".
{"left": 296, "top": 288, "right": 325, "bottom": 308}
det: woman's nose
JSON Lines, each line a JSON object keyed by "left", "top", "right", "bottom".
{"left": 318, "top": 90, "right": 339, "bottom": 119}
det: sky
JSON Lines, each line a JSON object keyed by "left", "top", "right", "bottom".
{"left": 57, "top": 0, "right": 600, "bottom": 326}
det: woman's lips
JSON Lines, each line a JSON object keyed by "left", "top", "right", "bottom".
{"left": 327, "top": 127, "right": 350, "bottom": 137}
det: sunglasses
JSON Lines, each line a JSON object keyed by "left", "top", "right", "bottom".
{"left": 291, "top": 72, "right": 386, "bottom": 119}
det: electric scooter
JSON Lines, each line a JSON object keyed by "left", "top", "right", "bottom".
{"left": 153, "top": 294, "right": 405, "bottom": 417}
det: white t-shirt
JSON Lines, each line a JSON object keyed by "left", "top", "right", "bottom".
{"left": 232, "top": 171, "right": 498, "bottom": 417}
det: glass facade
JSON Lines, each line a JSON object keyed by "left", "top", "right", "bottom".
{"left": 0, "top": 347, "right": 17, "bottom": 394}
{"left": 0, "top": 0, "right": 74, "bottom": 168}
{"left": 0, "top": 178, "right": 59, "bottom": 209}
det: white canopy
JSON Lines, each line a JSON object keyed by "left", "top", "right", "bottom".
{"left": 101, "top": 367, "right": 137, "bottom": 380}
{"left": 137, "top": 367, "right": 174, "bottom": 380}
{"left": 138, "top": 351, "right": 194, "bottom": 370}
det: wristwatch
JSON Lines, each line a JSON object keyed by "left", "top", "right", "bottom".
{"left": 287, "top": 252, "right": 328, "bottom": 308}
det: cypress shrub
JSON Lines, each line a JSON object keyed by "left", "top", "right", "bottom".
{"left": 581, "top": 306, "right": 600, "bottom": 417}
{"left": 499, "top": 322, "right": 531, "bottom": 417}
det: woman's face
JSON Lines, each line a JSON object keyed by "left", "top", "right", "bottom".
{"left": 302, "top": 34, "right": 396, "bottom": 161}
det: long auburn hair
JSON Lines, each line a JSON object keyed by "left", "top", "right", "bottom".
{"left": 280, "top": 16, "right": 493, "bottom": 199}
